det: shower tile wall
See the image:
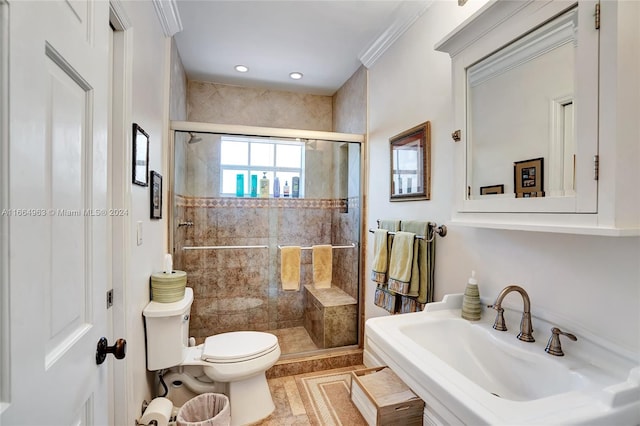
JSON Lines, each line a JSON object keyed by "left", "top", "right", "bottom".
{"left": 331, "top": 197, "right": 360, "bottom": 300}
{"left": 174, "top": 196, "right": 358, "bottom": 343}
{"left": 187, "top": 81, "right": 332, "bottom": 131}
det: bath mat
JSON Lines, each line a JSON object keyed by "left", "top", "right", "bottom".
{"left": 295, "top": 367, "right": 367, "bottom": 426}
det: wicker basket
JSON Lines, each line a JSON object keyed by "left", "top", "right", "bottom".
{"left": 150, "top": 271, "right": 187, "bottom": 303}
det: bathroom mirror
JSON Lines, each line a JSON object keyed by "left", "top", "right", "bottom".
{"left": 467, "top": 7, "right": 577, "bottom": 199}
{"left": 389, "top": 121, "right": 431, "bottom": 201}
{"left": 436, "top": 0, "right": 599, "bottom": 218}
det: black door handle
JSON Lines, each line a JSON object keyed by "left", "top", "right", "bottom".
{"left": 96, "top": 337, "right": 126, "bottom": 365}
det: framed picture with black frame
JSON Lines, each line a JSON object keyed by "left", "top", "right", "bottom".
{"left": 150, "top": 171, "right": 162, "bottom": 219}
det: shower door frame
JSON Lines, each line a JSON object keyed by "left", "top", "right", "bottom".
{"left": 169, "top": 120, "right": 366, "bottom": 353}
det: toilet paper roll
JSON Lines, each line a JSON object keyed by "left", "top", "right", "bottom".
{"left": 164, "top": 253, "right": 173, "bottom": 274}
{"left": 139, "top": 397, "right": 173, "bottom": 426}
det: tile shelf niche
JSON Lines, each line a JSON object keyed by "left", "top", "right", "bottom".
{"left": 436, "top": 0, "right": 640, "bottom": 236}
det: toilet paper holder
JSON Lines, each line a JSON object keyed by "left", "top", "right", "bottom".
{"left": 136, "top": 397, "right": 175, "bottom": 426}
{"left": 140, "top": 399, "right": 151, "bottom": 417}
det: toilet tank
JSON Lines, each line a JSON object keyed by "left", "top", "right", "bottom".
{"left": 143, "top": 287, "right": 193, "bottom": 371}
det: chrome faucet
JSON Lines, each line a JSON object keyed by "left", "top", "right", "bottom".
{"left": 488, "top": 285, "right": 535, "bottom": 342}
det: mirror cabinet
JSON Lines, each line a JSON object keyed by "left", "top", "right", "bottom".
{"left": 436, "top": 0, "right": 639, "bottom": 235}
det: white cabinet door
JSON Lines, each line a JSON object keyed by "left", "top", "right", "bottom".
{"left": 1, "top": 0, "right": 111, "bottom": 424}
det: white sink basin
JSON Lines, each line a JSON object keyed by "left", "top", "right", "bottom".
{"left": 399, "top": 318, "right": 588, "bottom": 401}
{"left": 365, "top": 294, "right": 640, "bottom": 425}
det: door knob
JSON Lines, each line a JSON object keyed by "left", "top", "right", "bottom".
{"left": 96, "top": 337, "right": 126, "bottom": 365}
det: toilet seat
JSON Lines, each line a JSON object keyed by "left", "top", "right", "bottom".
{"left": 202, "top": 331, "right": 279, "bottom": 364}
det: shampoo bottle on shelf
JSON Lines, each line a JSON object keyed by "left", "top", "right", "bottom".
{"left": 461, "top": 270, "right": 481, "bottom": 321}
{"left": 259, "top": 172, "right": 270, "bottom": 198}
{"left": 273, "top": 176, "right": 280, "bottom": 198}
{"left": 235, "top": 174, "right": 244, "bottom": 197}
{"left": 292, "top": 176, "right": 300, "bottom": 198}
{"left": 283, "top": 180, "right": 290, "bottom": 197}
{"left": 250, "top": 174, "right": 258, "bottom": 197}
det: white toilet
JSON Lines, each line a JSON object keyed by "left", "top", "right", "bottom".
{"left": 143, "top": 287, "right": 281, "bottom": 426}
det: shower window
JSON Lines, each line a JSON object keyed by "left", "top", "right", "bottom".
{"left": 220, "top": 136, "right": 304, "bottom": 196}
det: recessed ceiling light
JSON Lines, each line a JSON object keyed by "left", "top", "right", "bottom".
{"left": 289, "top": 72, "right": 303, "bottom": 80}
{"left": 234, "top": 65, "right": 249, "bottom": 73}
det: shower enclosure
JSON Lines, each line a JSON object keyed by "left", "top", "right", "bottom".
{"left": 171, "top": 123, "right": 363, "bottom": 357}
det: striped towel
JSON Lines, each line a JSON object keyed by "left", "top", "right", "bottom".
{"left": 371, "top": 229, "right": 389, "bottom": 283}
{"left": 387, "top": 231, "right": 415, "bottom": 295}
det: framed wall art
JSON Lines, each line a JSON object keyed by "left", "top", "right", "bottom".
{"left": 389, "top": 121, "right": 431, "bottom": 201}
{"left": 133, "top": 123, "right": 149, "bottom": 186}
{"left": 480, "top": 184, "right": 504, "bottom": 195}
{"left": 514, "top": 157, "right": 544, "bottom": 197}
{"left": 150, "top": 171, "right": 162, "bottom": 219}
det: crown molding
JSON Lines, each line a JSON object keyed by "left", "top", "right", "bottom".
{"left": 359, "top": 0, "right": 433, "bottom": 68}
{"left": 152, "top": 0, "right": 183, "bottom": 37}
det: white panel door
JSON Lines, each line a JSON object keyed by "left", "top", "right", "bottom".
{"left": 2, "top": 0, "right": 111, "bottom": 424}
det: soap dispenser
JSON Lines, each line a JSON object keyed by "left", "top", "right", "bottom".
{"left": 461, "top": 270, "right": 481, "bottom": 321}
{"left": 283, "top": 180, "right": 290, "bottom": 197}
{"left": 273, "top": 176, "right": 280, "bottom": 198}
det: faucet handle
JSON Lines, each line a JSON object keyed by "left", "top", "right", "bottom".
{"left": 545, "top": 327, "right": 577, "bottom": 356}
{"left": 488, "top": 305, "right": 507, "bottom": 331}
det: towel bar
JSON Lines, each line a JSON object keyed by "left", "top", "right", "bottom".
{"left": 368, "top": 223, "right": 447, "bottom": 242}
{"left": 277, "top": 243, "right": 356, "bottom": 250}
{"left": 183, "top": 245, "right": 269, "bottom": 250}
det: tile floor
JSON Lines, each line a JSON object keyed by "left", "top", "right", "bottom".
{"left": 183, "top": 326, "right": 365, "bottom": 424}
{"left": 255, "top": 374, "right": 312, "bottom": 425}
{"left": 268, "top": 326, "right": 318, "bottom": 355}
{"left": 256, "top": 365, "right": 366, "bottom": 425}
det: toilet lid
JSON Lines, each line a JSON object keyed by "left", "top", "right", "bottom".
{"left": 201, "top": 331, "right": 279, "bottom": 363}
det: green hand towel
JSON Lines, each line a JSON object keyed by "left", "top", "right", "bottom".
{"left": 387, "top": 231, "right": 415, "bottom": 294}
{"left": 372, "top": 220, "right": 400, "bottom": 284}
{"left": 401, "top": 221, "right": 434, "bottom": 304}
{"left": 371, "top": 229, "right": 389, "bottom": 284}
{"left": 379, "top": 219, "right": 400, "bottom": 232}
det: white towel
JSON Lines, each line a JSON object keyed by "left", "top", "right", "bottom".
{"left": 280, "top": 246, "right": 301, "bottom": 291}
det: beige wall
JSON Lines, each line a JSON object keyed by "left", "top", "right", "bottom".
{"left": 188, "top": 81, "right": 333, "bottom": 131}
{"left": 333, "top": 65, "right": 366, "bottom": 202}
{"left": 333, "top": 65, "right": 367, "bottom": 135}
{"left": 170, "top": 39, "right": 188, "bottom": 200}
{"left": 169, "top": 39, "right": 188, "bottom": 122}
